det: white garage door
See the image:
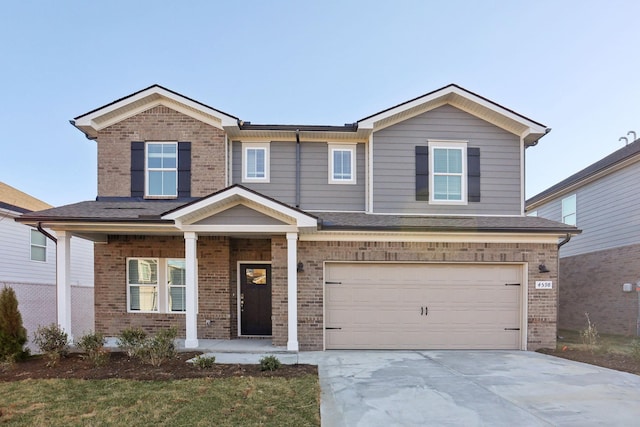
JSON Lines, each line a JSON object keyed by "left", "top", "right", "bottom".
{"left": 325, "top": 263, "right": 523, "bottom": 350}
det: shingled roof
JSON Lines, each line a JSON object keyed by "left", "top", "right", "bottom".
{"left": 17, "top": 198, "right": 578, "bottom": 235}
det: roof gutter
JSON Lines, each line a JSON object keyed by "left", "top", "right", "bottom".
{"left": 37, "top": 222, "right": 57, "bottom": 244}
{"left": 69, "top": 120, "right": 97, "bottom": 141}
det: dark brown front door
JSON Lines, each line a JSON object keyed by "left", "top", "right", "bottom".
{"left": 240, "top": 264, "right": 272, "bottom": 336}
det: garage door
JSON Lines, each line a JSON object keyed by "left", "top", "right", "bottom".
{"left": 325, "top": 263, "right": 523, "bottom": 350}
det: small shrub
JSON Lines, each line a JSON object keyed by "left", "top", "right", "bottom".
{"left": 139, "top": 328, "right": 177, "bottom": 367}
{"left": 580, "top": 312, "right": 599, "bottom": 354}
{"left": 631, "top": 339, "right": 640, "bottom": 362}
{"left": 0, "top": 286, "right": 29, "bottom": 362}
{"left": 117, "top": 327, "right": 147, "bottom": 358}
{"left": 76, "top": 331, "right": 109, "bottom": 367}
{"left": 259, "top": 355, "right": 281, "bottom": 371}
{"left": 32, "top": 324, "right": 69, "bottom": 367}
{"left": 192, "top": 354, "right": 216, "bottom": 369}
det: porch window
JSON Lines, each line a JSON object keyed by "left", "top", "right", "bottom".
{"left": 168, "top": 259, "right": 186, "bottom": 312}
{"left": 128, "top": 258, "right": 159, "bottom": 312}
{"left": 127, "top": 257, "right": 188, "bottom": 313}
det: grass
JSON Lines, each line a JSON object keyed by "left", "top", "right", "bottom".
{"left": 0, "top": 376, "right": 320, "bottom": 426}
{"left": 557, "top": 328, "right": 639, "bottom": 355}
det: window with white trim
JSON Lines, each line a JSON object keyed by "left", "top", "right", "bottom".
{"left": 562, "top": 194, "right": 577, "bottom": 225}
{"left": 146, "top": 142, "right": 177, "bottom": 197}
{"left": 167, "top": 259, "right": 186, "bottom": 312}
{"left": 30, "top": 229, "right": 47, "bottom": 262}
{"left": 430, "top": 141, "right": 467, "bottom": 204}
{"left": 127, "top": 258, "right": 186, "bottom": 313}
{"left": 242, "top": 142, "right": 270, "bottom": 182}
{"left": 328, "top": 144, "right": 356, "bottom": 184}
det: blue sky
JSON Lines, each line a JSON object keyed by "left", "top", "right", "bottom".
{"left": 2, "top": 0, "right": 639, "bottom": 206}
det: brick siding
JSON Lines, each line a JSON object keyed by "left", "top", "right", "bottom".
{"left": 273, "top": 240, "right": 559, "bottom": 351}
{"left": 95, "top": 235, "right": 558, "bottom": 351}
{"left": 96, "top": 106, "right": 226, "bottom": 198}
{"left": 94, "top": 235, "right": 231, "bottom": 339}
{"left": 559, "top": 244, "right": 640, "bottom": 335}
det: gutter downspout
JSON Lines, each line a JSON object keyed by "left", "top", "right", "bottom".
{"left": 295, "top": 129, "right": 301, "bottom": 208}
{"left": 557, "top": 233, "right": 571, "bottom": 249}
{"left": 555, "top": 232, "right": 571, "bottom": 340}
{"left": 37, "top": 222, "right": 57, "bottom": 244}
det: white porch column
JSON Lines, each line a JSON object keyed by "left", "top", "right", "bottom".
{"left": 286, "top": 232, "right": 299, "bottom": 351}
{"left": 184, "top": 232, "right": 199, "bottom": 348}
{"left": 56, "top": 230, "right": 72, "bottom": 340}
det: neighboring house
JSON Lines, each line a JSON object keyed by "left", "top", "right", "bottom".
{"left": 17, "top": 84, "right": 577, "bottom": 351}
{"left": 0, "top": 181, "right": 94, "bottom": 349}
{"left": 527, "top": 139, "right": 640, "bottom": 336}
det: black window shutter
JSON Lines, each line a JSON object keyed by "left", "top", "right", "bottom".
{"left": 131, "top": 141, "right": 145, "bottom": 197}
{"left": 415, "top": 146, "right": 429, "bottom": 201}
{"left": 467, "top": 147, "right": 481, "bottom": 202}
{"left": 177, "top": 142, "right": 191, "bottom": 198}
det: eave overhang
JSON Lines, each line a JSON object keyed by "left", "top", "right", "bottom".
{"left": 161, "top": 185, "right": 318, "bottom": 232}
{"left": 357, "top": 84, "right": 549, "bottom": 146}
{"left": 72, "top": 85, "right": 240, "bottom": 139}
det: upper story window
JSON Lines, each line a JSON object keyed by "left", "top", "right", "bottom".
{"left": 328, "top": 143, "right": 356, "bottom": 184}
{"left": 146, "top": 142, "right": 177, "bottom": 197}
{"left": 30, "top": 229, "right": 47, "bottom": 262}
{"left": 562, "top": 194, "right": 577, "bottom": 225}
{"left": 430, "top": 141, "right": 467, "bottom": 204}
{"left": 242, "top": 142, "right": 270, "bottom": 182}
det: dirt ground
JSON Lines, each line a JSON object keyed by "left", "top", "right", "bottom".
{"left": 537, "top": 348, "right": 640, "bottom": 376}
{"left": 0, "top": 351, "right": 317, "bottom": 382}
{"left": 2, "top": 348, "right": 638, "bottom": 382}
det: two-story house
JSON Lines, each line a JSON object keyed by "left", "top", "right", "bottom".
{"left": 17, "top": 84, "right": 577, "bottom": 351}
{"left": 0, "top": 181, "right": 94, "bottom": 350}
{"left": 527, "top": 138, "right": 640, "bottom": 336}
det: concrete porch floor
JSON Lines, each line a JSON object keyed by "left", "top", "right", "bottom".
{"left": 176, "top": 338, "right": 288, "bottom": 354}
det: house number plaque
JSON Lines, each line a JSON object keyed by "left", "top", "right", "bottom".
{"left": 535, "top": 281, "right": 553, "bottom": 289}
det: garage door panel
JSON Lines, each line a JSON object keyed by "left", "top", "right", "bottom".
{"left": 325, "top": 263, "right": 522, "bottom": 350}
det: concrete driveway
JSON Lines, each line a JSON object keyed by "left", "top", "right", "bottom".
{"left": 310, "top": 350, "right": 640, "bottom": 427}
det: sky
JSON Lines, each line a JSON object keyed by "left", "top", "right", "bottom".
{"left": 1, "top": 0, "right": 639, "bottom": 207}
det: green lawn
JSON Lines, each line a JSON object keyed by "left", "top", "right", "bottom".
{"left": 0, "top": 376, "right": 320, "bottom": 426}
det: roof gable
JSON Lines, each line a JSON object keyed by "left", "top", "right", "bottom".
{"left": 72, "top": 85, "right": 239, "bottom": 139}
{"left": 358, "top": 84, "right": 549, "bottom": 145}
{"left": 162, "top": 185, "right": 317, "bottom": 231}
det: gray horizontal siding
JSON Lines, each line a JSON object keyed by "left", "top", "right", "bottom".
{"left": 232, "top": 141, "right": 365, "bottom": 211}
{"left": 372, "top": 105, "right": 522, "bottom": 215}
{"left": 194, "top": 204, "right": 287, "bottom": 226}
{"left": 534, "top": 161, "right": 640, "bottom": 257}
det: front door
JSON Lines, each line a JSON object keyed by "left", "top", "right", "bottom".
{"left": 240, "top": 263, "right": 272, "bottom": 336}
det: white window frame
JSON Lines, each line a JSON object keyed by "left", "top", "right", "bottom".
{"left": 328, "top": 143, "right": 357, "bottom": 184}
{"left": 30, "top": 229, "right": 47, "bottom": 262}
{"left": 126, "top": 257, "right": 187, "bottom": 314}
{"left": 167, "top": 259, "right": 186, "bottom": 313}
{"left": 562, "top": 194, "right": 577, "bottom": 225}
{"left": 429, "top": 140, "right": 467, "bottom": 205}
{"left": 242, "top": 142, "right": 270, "bottom": 182}
{"left": 145, "top": 142, "right": 178, "bottom": 198}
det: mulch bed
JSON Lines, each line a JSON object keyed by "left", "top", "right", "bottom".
{"left": 537, "top": 348, "right": 640, "bottom": 376}
{"left": 0, "top": 351, "right": 317, "bottom": 382}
